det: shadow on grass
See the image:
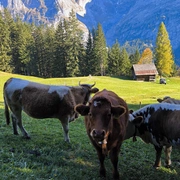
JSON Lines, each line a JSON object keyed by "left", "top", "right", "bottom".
{"left": 0, "top": 104, "right": 179, "bottom": 180}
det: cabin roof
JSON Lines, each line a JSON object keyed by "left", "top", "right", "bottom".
{"left": 132, "top": 63, "right": 158, "bottom": 75}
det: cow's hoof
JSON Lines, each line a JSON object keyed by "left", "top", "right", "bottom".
{"left": 99, "top": 168, "right": 106, "bottom": 178}
{"left": 65, "top": 139, "right": 70, "bottom": 143}
{"left": 165, "top": 164, "right": 171, "bottom": 168}
{"left": 24, "top": 136, "right": 31, "bottom": 139}
{"left": 153, "top": 165, "right": 161, "bottom": 169}
{"left": 113, "top": 172, "right": 120, "bottom": 180}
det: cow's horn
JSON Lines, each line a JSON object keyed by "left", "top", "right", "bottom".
{"left": 91, "top": 82, "right": 96, "bottom": 87}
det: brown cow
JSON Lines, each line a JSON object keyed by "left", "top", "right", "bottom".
{"left": 75, "top": 89, "right": 128, "bottom": 179}
{"left": 3, "top": 77, "right": 99, "bottom": 142}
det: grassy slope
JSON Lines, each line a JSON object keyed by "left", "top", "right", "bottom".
{"left": 0, "top": 72, "right": 179, "bottom": 180}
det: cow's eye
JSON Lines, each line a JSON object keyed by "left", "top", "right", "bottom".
{"left": 107, "top": 113, "right": 111, "bottom": 117}
{"left": 88, "top": 113, "right": 92, "bottom": 117}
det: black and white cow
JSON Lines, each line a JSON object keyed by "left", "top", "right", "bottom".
{"left": 126, "top": 103, "right": 180, "bottom": 168}
{"left": 3, "top": 77, "right": 99, "bottom": 142}
{"left": 156, "top": 96, "right": 180, "bottom": 167}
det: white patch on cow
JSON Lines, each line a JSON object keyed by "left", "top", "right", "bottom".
{"left": 144, "top": 113, "right": 152, "bottom": 123}
{"left": 48, "top": 86, "right": 69, "bottom": 99}
{"left": 129, "top": 114, "right": 134, "bottom": 122}
{"left": 133, "top": 103, "right": 180, "bottom": 123}
{"left": 93, "top": 100, "right": 101, "bottom": 107}
{"left": 5, "top": 78, "right": 29, "bottom": 99}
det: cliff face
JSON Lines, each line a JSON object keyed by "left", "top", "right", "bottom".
{"left": 0, "top": 0, "right": 91, "bottom": 24}
{"left": 1, "top": 0, "right": 180, "bottom": 64}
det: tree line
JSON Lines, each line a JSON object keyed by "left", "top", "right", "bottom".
{"left": 0, "top": 8, "right": 175, "bottom": 78}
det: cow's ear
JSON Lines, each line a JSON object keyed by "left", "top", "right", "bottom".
{"left": 129, "top": 109, "right": 134, "bottom": 114}
{"left": 111, "top": 105, "right": 126, "bottom": 119}
{"left": 157, "top": 98, "right": 163, "bottom": 103}
{"left": 90, "top": 88, "right": 99, "bottom": 94}
{"left": 131, "top": 116, "right": 143, "bottom": 126}
{"left": 74, "top": 104, "right": 90, "bottom": 116}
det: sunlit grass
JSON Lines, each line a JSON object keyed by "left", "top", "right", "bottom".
{"left": 0, "top": 72, "right": 180, "bottom": 179}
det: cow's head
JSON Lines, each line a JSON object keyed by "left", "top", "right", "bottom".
{"left": 125, "top": 111, "right": 143, "bottom": 141}
{"left": 157, "top": 96, "right": 170, "bottom": 103}
{"left": 75, "top": 97, "right": 126, "bottom": 145}
{"left": 78, "top": 82, "right": 99, "bottom": 105}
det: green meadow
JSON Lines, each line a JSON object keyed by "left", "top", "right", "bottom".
{"left": 0, "top": 71, "right": 179, "bottom": 180}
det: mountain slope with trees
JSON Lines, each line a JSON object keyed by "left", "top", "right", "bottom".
{"left": 78, "top": 0, "right": 180, "bottom": 65}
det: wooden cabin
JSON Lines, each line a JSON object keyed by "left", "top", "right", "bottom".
{"left": 132, "top": 63, "right": 158, "bottom": 81}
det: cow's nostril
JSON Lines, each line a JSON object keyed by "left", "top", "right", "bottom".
{"left": 92, "top": 129, "right": 105, "bottom": 139}
{"left": 102, "top": 130, "right": 105, "bottom": 136}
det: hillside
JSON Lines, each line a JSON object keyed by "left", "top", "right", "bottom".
{"left": 1, "top": 72, "right": 180, "bottom": 108}
{"left": 78, "top": 0, "right": 180, "bottom": 65}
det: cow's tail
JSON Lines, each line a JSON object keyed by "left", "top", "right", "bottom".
{"left": 3, "top": 82, "right": 10, "bottom": 125}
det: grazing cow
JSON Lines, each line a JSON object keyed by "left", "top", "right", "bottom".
{"left": 3, "top": 78, "right": 99, "bottom": 142}
{"left": 157, "top": 96, "right": 180, "bottom": 104}
{"left": 126, "top": 103, "right": 180, "bottom": 169}
{"left": 156, "top": 96, "right": 180, "bottom": 167}
{"left": 75, "top": 89, "right": 128, "bottom": 179}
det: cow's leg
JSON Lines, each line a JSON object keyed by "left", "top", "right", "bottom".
{"left": 11, "top": 113, "right": 19, "bottom": 135}
{"left": 153, "top": 145, "right": 163, "bottom": 168}
{"left": 61, "top": 119, "right": 70, "bottom": 142}
{"left": 164, "top": 146, "right": 172, "bottom": 168}
{"left": 109, "top": 148, "right": 120, "bottom": 180}
{"left": 11, "top": 107, "right": 30, "bottom": 139}
{"left": 97, "top": 150, "right": 106, "bottom": 178}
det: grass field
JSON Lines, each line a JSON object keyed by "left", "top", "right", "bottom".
{"left": 0, "top": 72, "right": 179, "bottom": 180}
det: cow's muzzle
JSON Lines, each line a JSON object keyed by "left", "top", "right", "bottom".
{"left": 91, "top": 129, "right": 106, "bottom": 143}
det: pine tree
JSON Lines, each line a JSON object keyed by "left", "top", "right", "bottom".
{"left": 138, "top": 48, "right": 153, "bottom": 64}
{"left": 10, "top": 18, "right": 33, "bottom": 75}
{"left": 43, "top": 26, "right": 55, "bottom": 77}
{"left": 27, "top": 23, "right": 39, "bottom": 76}
{"left": 107, "top": 40, "right": 121, "bottom": 76}
{"left": 66, "top": 9, "right": 83, "bottom": 77}
{"left": 155, "top": 22, "right": 174, "bottom": 76}
{"left": 81, "top": 30, "right": 93, "bottom": 76}
{"left": 129, "top": 49, "right": 141, "bottom": 65}
{"left": 119, "top": 48, "right": 131, "bottom": 76}
{"left": 54, "top": 19, "right": 67, "bottom": 77}
{"left": 0, "top": 10, "right": 12, "bottom": 72}
{"left": 32, "top": 25, "right": 46, "bottom": 77}
{"left": 93, "top": 23, "right": 107, "bottom": 76}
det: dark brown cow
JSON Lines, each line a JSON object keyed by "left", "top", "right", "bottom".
{"left": 75, "top": 89, "right": 128, "bottom": 179}
{"left": 3, "top": 77, "right": 99, "bottom": 142}
{"left": 126, "top": 103, "right": 180, "bottom": 168}
{"left": 157, "top": 96, "right": 180, "bottom": 104}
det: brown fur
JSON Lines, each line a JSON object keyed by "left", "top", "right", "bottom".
{"left": 3, "top": 78, "right": 99, "bottom": 142}
{"left": 75, "top": 89, "right": 128, "bottom": 179}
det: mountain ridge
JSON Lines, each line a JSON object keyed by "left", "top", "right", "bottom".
{"left": 0, "top": 0, "right": 180, "bottom": 65}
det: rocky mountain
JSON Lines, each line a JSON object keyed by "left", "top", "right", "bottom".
{"left": 78, "top": 0, "right": 180, "bottom": 65}
{"left": 0, "top": 0, "right": 180, "bottom": 65}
